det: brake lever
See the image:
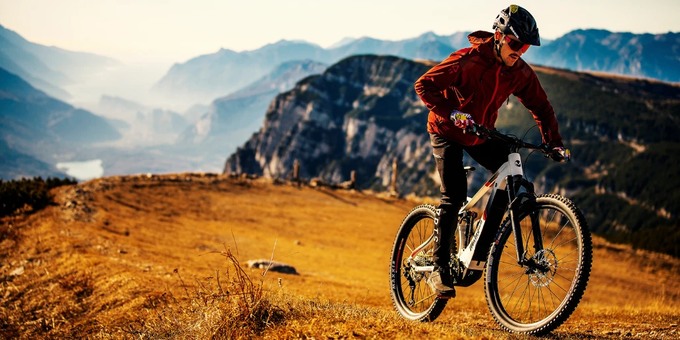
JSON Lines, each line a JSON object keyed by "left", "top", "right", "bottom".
{"left": 540, "top": 144, "right": 554, "bottom": 159}
{"left": 464, "top": 124, "right": 487, "bottom": 138}
{"left": 542, "top": 144, "right": 566, "bottom": 162}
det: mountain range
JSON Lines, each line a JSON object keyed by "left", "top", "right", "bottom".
{"left": 528, "top": 29, "right": 680, "bottom": 82}
{"left": 224, "top": 54, "right": 680, "bottom": 257}
{"left": 0, "top": 24, "right": 120, "bottom": 101}
{"left": 151, "top": 32, "right": 470, "bottom": 105}
{"left": 152, "top": 29, "right": 679, "bottom": 108}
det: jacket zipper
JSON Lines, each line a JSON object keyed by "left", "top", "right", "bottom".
{"left": 481, "top": 66, "right": 502, "bottom": 128}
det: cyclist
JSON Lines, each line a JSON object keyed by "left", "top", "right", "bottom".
{"left": 414, "top": 4, "right": 570, "bottom": 295}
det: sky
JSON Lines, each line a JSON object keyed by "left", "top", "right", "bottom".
{"left": 0, "top": 0, "right": 678, "bottom": 64}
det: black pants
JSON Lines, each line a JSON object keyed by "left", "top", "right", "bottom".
{"left": 430, "top": 133, "right": 509, "bottom": 268}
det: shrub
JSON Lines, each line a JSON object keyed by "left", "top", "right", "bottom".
{"left": 0, "top": 176, "right": 77, "bottom": 217}
{"left": 121, "top": 248, "right": 285, "bottom": 339}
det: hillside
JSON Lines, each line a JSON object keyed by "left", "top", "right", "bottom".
{"left": 1, "top": 175, "right": 678, "bottom": 338}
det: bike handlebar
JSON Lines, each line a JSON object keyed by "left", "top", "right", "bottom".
{"left": 465, "top": 123, "right": 564, "bottom": 161}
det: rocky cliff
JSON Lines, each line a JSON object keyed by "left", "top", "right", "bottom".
{"left": 224, "top": 55, "right": 491, "bottom": 196}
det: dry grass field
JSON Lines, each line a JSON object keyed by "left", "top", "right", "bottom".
{"left": 1, "top": 174, "right": 679, "bottom": 339}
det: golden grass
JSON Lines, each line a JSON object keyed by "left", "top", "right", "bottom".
{"left": 1, "top": 174, "right": 679, "bottom": 339}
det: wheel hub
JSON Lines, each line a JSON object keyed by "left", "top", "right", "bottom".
{"left": 529, "top": 249, "right": 557, "bottom": 287}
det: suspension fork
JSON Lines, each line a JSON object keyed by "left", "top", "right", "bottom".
{"left": 506, "top": 175, "right": 541, "bottom": 266}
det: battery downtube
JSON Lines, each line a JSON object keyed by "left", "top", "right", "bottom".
{"left": 506, "top": 175, "right": 525, "bottom": 264}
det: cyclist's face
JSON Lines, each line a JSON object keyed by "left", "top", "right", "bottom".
{"left": 495, "top": 32, "right": 527, "bottom": 67}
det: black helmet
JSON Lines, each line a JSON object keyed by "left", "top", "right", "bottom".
{"left": 493, "top": 5, "right": 541, "bottom": 46}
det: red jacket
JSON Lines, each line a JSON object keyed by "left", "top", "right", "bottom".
{"left": 415, "top": 31, "right": 563, "bottom": 147}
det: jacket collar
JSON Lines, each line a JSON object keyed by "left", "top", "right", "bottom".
{"left": 469, "top": 31, "right": 495, "bottom": 60}
{"left": 467, "top": 30, "right": 495, "bottom": 45}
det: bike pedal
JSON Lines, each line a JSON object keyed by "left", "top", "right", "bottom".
{"left": 437, "top": 290, "right": 456, "bottom": 299}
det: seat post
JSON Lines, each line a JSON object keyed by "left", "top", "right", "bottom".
{"left": 463, "top": 166, "right": 476, "bottom": 177}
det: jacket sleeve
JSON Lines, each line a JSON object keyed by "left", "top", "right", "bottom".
{"left": 414, "top": 52, "right": 465, "bottom": 121}
{"left": 513, "top": 68, "right": 564, "bottom": 147}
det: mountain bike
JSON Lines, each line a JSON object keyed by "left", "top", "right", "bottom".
{"left": 389, "top": 123, "right": 592, "bottom": 335}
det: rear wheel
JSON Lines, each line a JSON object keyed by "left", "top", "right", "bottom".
{"left": 484, "top": 194, "right": 592, "bottom": 335}
{"left": 389, "top": 205, "right": 448, "bottom": 321}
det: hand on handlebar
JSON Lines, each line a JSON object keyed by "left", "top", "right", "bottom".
{"left": 450, "top": 110, "right": 475, "bottom": 131}
{"left": 457, "top": 122, "right": 570, "bottom": 163}
{"left": 550, "top": 147, "right": 571, "bottom": 162}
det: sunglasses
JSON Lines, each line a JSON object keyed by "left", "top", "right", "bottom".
{"left": 504, "top": 36, "right": 530, "bottom": 54}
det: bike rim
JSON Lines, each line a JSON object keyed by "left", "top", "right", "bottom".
{"left": 493, "top": 203, "right": 582, "bottom": 325}
{"left": 396, "top": 213, "right": 438, "bottom": 315}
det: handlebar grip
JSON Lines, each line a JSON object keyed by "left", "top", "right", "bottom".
{"left": 464, "top": 123, "right": 488, "bottom": 137}
{"left": 547, "top": 148, "right": 570, "bottom": 162}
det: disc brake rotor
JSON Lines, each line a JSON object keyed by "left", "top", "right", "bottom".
{"left": 529, "top": 249, "right": 557, "bottom": 287}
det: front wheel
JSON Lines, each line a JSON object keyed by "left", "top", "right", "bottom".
{"left": 484, "top": 194, "right": 592, "bottom": 335}
{"left": 389, "top": 204, "right": 448, "bottom": 322}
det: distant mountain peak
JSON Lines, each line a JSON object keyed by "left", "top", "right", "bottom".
{"left": 327, "top": 37, "right": 357, "bottom": 49}
{"left": 267, "top": 39, "right": 319, "bottom": 48}
{"left": 419, "top": 31, "right": 438, "bottom": 40}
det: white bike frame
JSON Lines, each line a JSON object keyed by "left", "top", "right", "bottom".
{"left": 408, "top": 152, "right": 526, "bottom": 275}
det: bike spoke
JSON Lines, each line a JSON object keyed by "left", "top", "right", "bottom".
{"left": 548, "top": 219, "right": 570, "bottom": 249}
{"left": 526, "top": 280, "right": 539, "bottom": 322}
{"left": 414, "top": 285, "right": 422, "bottom": 308}
{"left": 407, "top": 231, "right": 415, "bottom": 253}
{"left": 413, "top": 292, "right": 437, "bottom": 306}
{"left": 501, "top": 271, "right": 527, "bottom": 304}
{"left": 539, "top": 285, "right": 549, "bottom": 319}
{"left": 542, "top": 209, "right": 558, "bottom": 240}
{"left": 511, "top": 276, "right": 530, "bottom": 317}
{"left": 400, "top": 276, "right": 408, "bottom": 285}
{"left": 499, "top": 260, "right": 520, "bottom": 266}
{"left": 555, "top": 271, "right": 575, "bottom": 284}
{"left": 499, "top": 269, "right": 526, "bottom": 288}
{"left": 555, "top": 266, "right": 576, "bottom": 272}
{"left": 554, "top": 235, "right": 577, "bottom": 250}
{"left": 498, "top": 266, "right": 521, "bottom": 274}
{"left": 502, "top": 249, "right": 519, "bottom": 262}
{"left": 549, "top": 278, "right": 569, "bottom": 294}
{"left": 556, "top": 248, "right": 578, "bottom": 262}
{"left": 498, "top": 262, "right": 522, "bottom": 273}
{"left": 552, "top": 223, "right": 574, "bottom": 248}
{"left": 545, "top": 284, "right": 561, "bottom": 309}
